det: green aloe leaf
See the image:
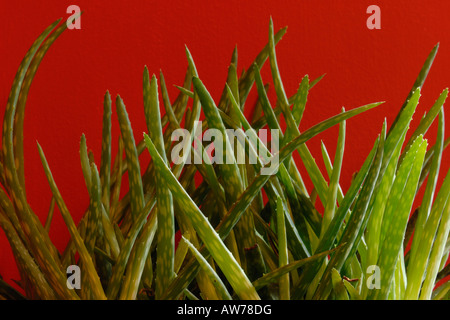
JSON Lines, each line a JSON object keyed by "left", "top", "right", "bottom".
{"left": 175, "top": 85, "right": 194, "bottom": 99}
{"left": 320, "top": 141, "right": 344, "bottom": 204}
{"left": 116, "top": 95, "right": 145, "bottom": 224}
{"left": 143, "top": 70, "right": 175, "bottom": 298}
{"left": 79, "top": 134, "right": 92, "bottom": 195}
{"left": 253, "top": 64, "right": 282, "bottom": 132}
{"left": 371, "top": 135, "right": 427, "bottom": 300}
{"left": 331, "top": 268, "right": 349, "bottom": 300}
{"left": 276, "top": 197, "right": 290, "bottom": 300}
{"left": 85, "top": 163, "right": 102, "bottom": 255}
{"left": 292, "top": 75, "right": 310, "bottom": 126}
{"left": 79, "top": 162, "right": 102, "bottom": 299}
{"left": 100, "top": 91, "right": 112, "bottom": 212}
{"left": 385, "top": 89, "right": 421, "bottom": 165}
{"left": 401, "top": 89, "right": 447, "bottom": 164}
{"left": 363, "top": 133, "right": 404, "bottom": 284}
{"left": 287, "top": 74, "right": 324, "bottom": 108}
{"left": 182, "top": 236, "right": 233, "bottom": 300}
{"left": 388, "top": 43, "right": 438, "bottom": 135}
{"left": 174, "top": 232, "right": 191, "bottom": 274}
{"left": 2, "top": 18, "right": 78, "bottom": 300}
{"left": 322, "top": 113, "right": 346, "bottom": 235}
{"left": 37, "top": 142, "right": 106, "bottom": 300}
{"left": 44, "top": 196, "right": 56, "bottom": 233}
{"left": 408, "top": 108, "right": 446, "bottom": 270}
{"left": 343, "top": 280, "right": 362, "bottom": 300}
{"left": 13, "top": 18, "right": 74, "bottom": 194}
{"left": 111, "top": 137, "right": 124, "bottom": 222}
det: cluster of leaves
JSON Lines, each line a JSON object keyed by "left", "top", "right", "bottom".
{"left": 0, "top": 17, "right": 449, "bottom": 300}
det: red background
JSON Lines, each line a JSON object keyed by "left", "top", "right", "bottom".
{"left": 1, "top": 1, "right": 449, "bottom": 288}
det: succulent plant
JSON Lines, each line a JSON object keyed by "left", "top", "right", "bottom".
{"left": 0, "top": 16, "right": 448, "bottom": 300}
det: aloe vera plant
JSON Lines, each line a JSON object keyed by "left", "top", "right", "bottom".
{"left": 0, "top": 16, "right": 449, "bottom": 301}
